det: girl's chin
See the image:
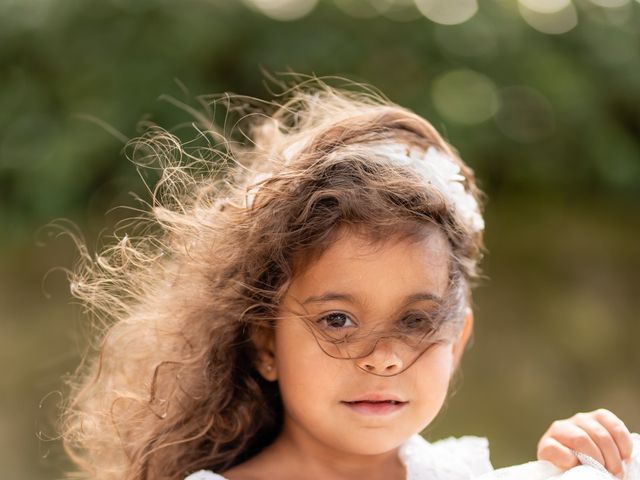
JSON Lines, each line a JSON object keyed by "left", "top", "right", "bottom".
{"left": 324, "top": 431, "right": 412, "bottom": 456}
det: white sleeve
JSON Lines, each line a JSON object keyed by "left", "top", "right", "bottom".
{"left": 184, "top": 470, "right": 227, "bottom": 480}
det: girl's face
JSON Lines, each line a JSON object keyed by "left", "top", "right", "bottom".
{"left": 258, "top": 227, "right": 473, "bottom": 456}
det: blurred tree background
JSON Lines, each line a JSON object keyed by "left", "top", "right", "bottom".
{"left": 1, "top": 0, "right": 639, "bottom": 478}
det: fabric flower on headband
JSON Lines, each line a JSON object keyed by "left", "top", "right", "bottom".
{"left": 373, "top": 143, "right": 485, "bottom": 233}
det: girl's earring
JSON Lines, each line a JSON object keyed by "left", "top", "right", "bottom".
{"left": 261, "top": 363, "right": 277, "bottom": 381}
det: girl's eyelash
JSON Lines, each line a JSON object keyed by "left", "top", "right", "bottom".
{"left": 399, "top": 314, "right": 427, "bottom": 327}
{"left": 316, "top": 312, "right": 356, "bottom": 329}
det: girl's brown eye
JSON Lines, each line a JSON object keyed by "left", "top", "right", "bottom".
{"left": 399, "top": 313, "right": 434, "bottom": 332}
{"left": 318, "top": 312, "right": 355, "bottom": 329}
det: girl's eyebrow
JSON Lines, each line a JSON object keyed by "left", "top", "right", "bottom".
{"left": 301, "top": 291, "right": 443, "bottom": 306}
{"left": 302, "top": 292, "right": 356, "bottom": 305}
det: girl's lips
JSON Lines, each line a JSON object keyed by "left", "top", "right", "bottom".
{"left": 341, "top": 400, "right": 408, "bottom": 416}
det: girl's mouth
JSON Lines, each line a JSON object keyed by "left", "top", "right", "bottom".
{"left": 341, "top": 400, "right": 408, "bottom": 415}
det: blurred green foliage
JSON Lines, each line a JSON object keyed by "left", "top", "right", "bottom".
{"left": 1, "top": 0, "right": 639, "bottom": 479}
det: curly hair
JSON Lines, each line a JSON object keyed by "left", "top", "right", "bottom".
{"left": 61, "top": 77, "right": 485, "bottom": 480}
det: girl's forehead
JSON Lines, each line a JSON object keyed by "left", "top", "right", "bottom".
{"left": 292, "top": 223, "right": 450, "bottom": 270}
{"left": 287, "top": 226, "right": 451, "bottom": 301}
{"left": 307, "top": 223, "right": 448, "bottom": 263}
{"left": 327, "top": 228, "right": 449, "bottom": 263}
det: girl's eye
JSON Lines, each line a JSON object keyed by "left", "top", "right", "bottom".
{"left": 398, "top": 313, "right": 434, "bottom": 332}
{"left": 318, "top": 312, "right": 355, "bottom": 329}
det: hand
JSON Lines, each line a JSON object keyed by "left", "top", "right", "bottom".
{"left": 537, "top": 409, "right": 634, "bottom": 477}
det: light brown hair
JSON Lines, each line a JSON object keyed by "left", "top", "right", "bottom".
{"left": 61, "top": 77, "right": 485, "bottom": 480}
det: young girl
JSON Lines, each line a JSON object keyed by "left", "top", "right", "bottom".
{"left": 61, "top": 79, "right": 638, "bottom": 480}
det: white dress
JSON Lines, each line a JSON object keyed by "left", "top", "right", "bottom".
{"left": 185, "top": 433, "right": 640, "bottom": 480}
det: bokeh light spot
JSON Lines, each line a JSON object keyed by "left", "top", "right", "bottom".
{"left": 414, "top": 0, "right": 478, "bottom": 25}
{"left": 431, "top": 69, "right": 499, "bottom": 125}
{"left": 589, "top": 0, "right": 629, "bottom": 6}
{"left": 245, "top": 0, "right": 318, "bottom": 21}
{"left": 518, "top": 0, "right": 571, "bottom": 14}
{"left": 518, "top": 0, "right": 578, "bottom": 34}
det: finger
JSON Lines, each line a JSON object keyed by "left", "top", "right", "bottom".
{"left": 594, "top": 409, "right": 634, "bottom": 461}
{"left": 550, "top": 421, "right": 607, "bottom": 467}
{"left": 572, "top": 413, "right": 623, "bottom": 475}
{"left": 538, "top": 436, "right": 580, "bottom": 470}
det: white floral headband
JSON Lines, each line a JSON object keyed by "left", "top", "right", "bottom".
{"left": 370, "top": 142, "right": 485, "bottom": 233}
{"left": 248, "top": 140, "right": 484, "bottom": 233}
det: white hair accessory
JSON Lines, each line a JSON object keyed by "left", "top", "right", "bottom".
{"left": 248, "top": 139, "right": 485, "bottom": 234}
{"left": 373, "top": 142, "right": 485, "bottom": 233}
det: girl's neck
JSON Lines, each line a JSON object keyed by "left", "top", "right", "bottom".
{"left": 262, "top": 420, "right": 406, "bottom": 480}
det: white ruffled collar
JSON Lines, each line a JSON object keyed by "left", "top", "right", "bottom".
{"left": 400, "top": 433, "right": 493, "bottom": 480}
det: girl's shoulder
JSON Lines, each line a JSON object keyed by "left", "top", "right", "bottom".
{"left": 401, "top": 433, "right": 493, "bottom": 479}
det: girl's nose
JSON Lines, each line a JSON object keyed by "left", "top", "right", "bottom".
{"left": 355, "top": 338, "right": 404, "bottom": 374}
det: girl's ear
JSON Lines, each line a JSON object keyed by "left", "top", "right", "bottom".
{"left": 252, "top": 326, "right": 278, "bottom": 382}
{"left": 452, "top": 308, "right": 474, "bottom": 368}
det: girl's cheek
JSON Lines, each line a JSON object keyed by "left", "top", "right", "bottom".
{"left": 421, "top": 343, "right": 455, "bottom": 369}
{"left": 412, "top": 345, "right": 456, "bottom": 385}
